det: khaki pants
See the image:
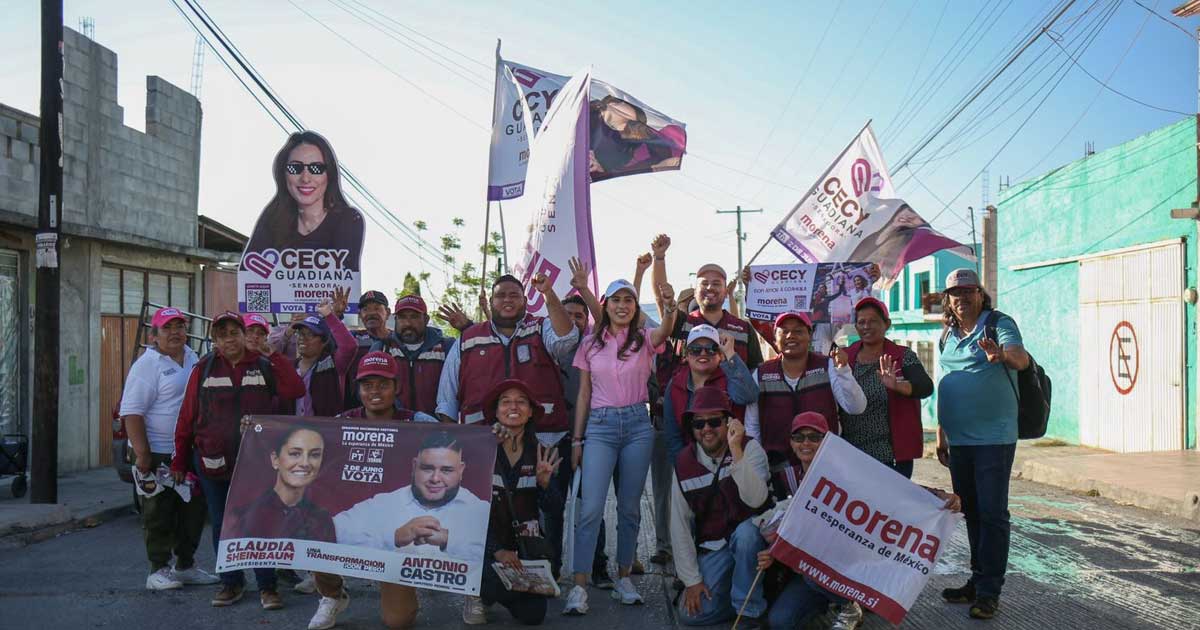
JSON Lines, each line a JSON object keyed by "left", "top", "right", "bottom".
{"left": 315, "top": 572, "right": 418, "bottom": 629}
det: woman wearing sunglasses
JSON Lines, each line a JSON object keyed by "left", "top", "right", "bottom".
{"left": 243, "top": 131, "right": 365, "bottom": 272}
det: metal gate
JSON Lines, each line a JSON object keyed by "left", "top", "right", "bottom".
{"left": 1078, "top": 240, "right": 1184, "bottom": 452}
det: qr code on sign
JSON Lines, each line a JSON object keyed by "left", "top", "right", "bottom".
{"left": 794, "top": 294, "right": 810, "bottom": 311}
{"left": 246, "top": 288, "right": 271, "bottom": 313}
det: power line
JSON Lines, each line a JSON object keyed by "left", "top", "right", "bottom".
{"left": 879, "top": 0, "right": 950, "bottom": 137}
{"left": 1131, "top": 0, "right": 1199, "bottom": 40}
{"left": 1048, "top": 29, "right": 1191, "bottom": 116}
{"left": 344, "top": 0, "right": 493, "bottom": 70}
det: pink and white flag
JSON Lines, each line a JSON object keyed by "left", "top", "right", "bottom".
{"left": 509, "top": 68, "right": 598, "bottom": 316}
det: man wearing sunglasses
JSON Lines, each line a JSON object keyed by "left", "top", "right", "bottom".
{"left": 668, "top": 386, "right": 771, "bottom": 628}
{"left": 662, "top": 324, "right": 759, "bottom": 463}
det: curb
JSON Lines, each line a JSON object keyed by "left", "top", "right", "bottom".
{"left": 0, "top": 501, "right": 136, "bottom": 549}
{"left": 1016, "top": 459, "right": 1200, "bottom": 522}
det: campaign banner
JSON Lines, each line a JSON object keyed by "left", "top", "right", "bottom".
{"left": 770, "top": 124, "right": 971, "bottom": 280}
{"left": 745, "top": 263, "right": 878, "bottom": 337}
{"left": 217, "top": 416, "right": 496, "bottom": 596}
{"left": 488, "top": 54, "right": 687, "bottom": 200}
{"left": 769, "top": 434, "right": 961, "bottom": 625}
{"left": 509, "top": 68, "right": 599, "bottom": 316}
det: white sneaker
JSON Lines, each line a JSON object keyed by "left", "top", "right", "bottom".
{"left": 294, "top": 572, "right": 317, "bottom": 594}
{"left": 831, "top": 601, "right": 864, "bottom": 630}
{"left": 308, "top": 591, "right": 350, "bottom": 630}
{"left": 170, "top": 565, "right": 219, "bottom": 585}
{"left": 610, "top": 577, "right": 643, "bottom": 605}
{"left": 462, "top": 595, "right": 487, "bottom": 625}
{"left": 146, "top": 566, "right": 183, "bottom": 590}
{"left": 562, "top": 585, "right": 589, "bottom": 615}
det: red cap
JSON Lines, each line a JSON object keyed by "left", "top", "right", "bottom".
{"left": 241, "top": 313, "right": 271, "bottom": 333}
{"left": 790, "top": 412, "right": 830, "bottom": 434}
{"left": 356, "top": 351, "right": 398, "bottom": 380}
{"left": 151, "top": 307, "right": 186, "bottom": 329}
{"left": 682, "top": 386, "right": 732, "bottom": 423}
{"left": 774, "top": 311, "right": 813, "bottom": 330}
{"left": 854, "top": 297, "right": 890, "bottom": 320}
{"left": 211, "top": 310, "right": 245, "bottom": 330}
{"left": 484, "top": 379, "right": 545, "bottom": 424}
{"left": 394, "top": 294, "right": 428, "bottom": 315}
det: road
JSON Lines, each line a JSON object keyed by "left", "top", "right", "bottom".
{"left": 0, "top": 459, "right": 1196, "bottom": 629}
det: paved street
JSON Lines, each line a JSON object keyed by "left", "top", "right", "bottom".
{"left": 1, "top": 458, "right": 1197, "bottom": 629}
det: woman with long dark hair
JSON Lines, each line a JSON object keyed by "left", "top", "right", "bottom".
{"left": 563, "top": 279, "right": 677, "bottom": 614}
{"left": 227, "top": 424, "right": 335, "bottom": 543}
{"left": 243, "top": 131, "right": 364, "bottom": 270}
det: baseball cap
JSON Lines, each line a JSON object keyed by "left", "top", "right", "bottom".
{"left": 681, "top": 386, "right": 732, "bottom": 423}
{"left": 790, "top": 411, "right": 830, "bottom": 434}
{"left": 394, "top": 294, "right": 427, "bottom": 315}
{"left": 358, "top": 290, "right": 390, "bottom": 308}
{"left": 686, "top": 324, "right": 720, "bottom": 347}
{"left": 603, "top": 279, "right": 637, "bottom": 300}
{"left": 696, "top": 263, "right": 727, "bottom": 280}
{"left": 945, "top": 268, "right": 981, "bottom": 290}
{"left": 356, "top": 351, "right": 398, "bottom": 380}
{"left": 854, "top": 297, "right": 890, "bottom": 320}
{"left": 241, "top": 313, "right": 271, "bottom": 333}
{"left": 291, "top": 315, "right": 330, "bottom": 337}
{"left": 484, "top": 378, "right": 545, "bottom": 424}
{"left": 210, "top": 310, "right": 245, "bottom": 331}
{"left": 774, "top": 311, "right": 813, "bottom": 330}
{"left": 151, "top": 307, "right": 186, "bottom": 329}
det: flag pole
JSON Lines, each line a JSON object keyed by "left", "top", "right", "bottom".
{"left": 478, "top": 39, "right": 502, "bottom": 317}
{"left": 744, "top": 119, "right": 874, "bottom": 269}
{"left": 731, "top": 568, "right": 766, "bottom": 629}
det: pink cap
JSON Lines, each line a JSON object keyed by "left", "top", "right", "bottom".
{"left": 774, "top": 311, "right": 813, "bottom": 330}
{"left": 151, "top": 307, "right": 186, "bottom": 329}
{"left": 241, "top": 313, "right": 271, "bottom": 333}
{"left": 393, "top": 295, "right": 427, "bottom": 315}
{"left": 356, "top": 351, "right": 398, "bottom": 380}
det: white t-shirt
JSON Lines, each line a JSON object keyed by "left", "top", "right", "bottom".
{"left": 333, "top": 485, "right": 489, "bottom": 562}
{"left": 118, "top": 346, "right": 199, "bottom": 454}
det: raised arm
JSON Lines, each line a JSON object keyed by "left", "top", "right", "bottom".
{"left": 650, "top": 234, "right": 671, "bottom": 321}
{"left": 649, "top": 282, "right": 679, "bottom": 348}
{"left": 532, "top": 273, "right": 574, "bottom": 337}
{"left": 568, "top": 256, "right": 602, "bottom": 323}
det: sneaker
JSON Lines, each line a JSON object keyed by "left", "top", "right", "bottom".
{"left": 260, "top": 589, "right": 284, "bottom": 610}
{"left": 610, "top": 577, "right": 643, "bottom": 605}
{"left": 294, "top": 573, "right": 317, "bottom": 594}
{"left": 941, "top": 581, "right": 976, "bottom": 604}
{"left": 649, "top": 549, "right": 672, "bottom": 565}
{"left": 562, "top": 585, "right": 589, "bottom": 615}
{"left": 276, "top": 568, "right": 303, "bottom": 584}
{"left": 146, "top": 567, "right": 183, "bottom": 591}
{"left": 308, "top": 591, "right": 350, "bottom": 630}
{"left": 969, "top": 596, "right": 1000, "bottom": 620}
{"left": 630, "top": 560, "right": 646, "bottom": 575}
{"left": 591, "top": 569, "right": 614, "bottom": 590}
{"left": 738, "top": 616, "right": 766, "bottom": 630}
{"left": 171, "top": 564, "right": 219, "bottom": 586}
{"left": 211, "top": 585, "right": 244, "bottom": 607}
{"left": 831, "top": 601, "right": 864, "bottom": 630}
{"left": 462, "top": 595, "right": 487, "bottom": 625}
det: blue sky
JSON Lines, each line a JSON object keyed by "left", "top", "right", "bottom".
{"left": 1, "top": 0, "right": 1195, "bottom": 301}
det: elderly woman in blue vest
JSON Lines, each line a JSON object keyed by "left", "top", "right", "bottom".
{"left": 934, "top": 269, "right": 1028, "bottom": 621}
{"left": 841, "top": 297, "right": 934, "bottom": 479}
{"left": 461, "top": 379, "right": 564, "bottom": 626}
{"left": 564, "top": 279, "right": 677, "bottom": 614}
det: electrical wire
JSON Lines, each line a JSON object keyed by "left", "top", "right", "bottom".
{"left": 1131, "top": 0, "right": 1199, "bottom": 40}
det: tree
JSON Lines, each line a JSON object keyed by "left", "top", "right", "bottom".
{"left": 408, "top": 216, "right": 505, "bottom": 337}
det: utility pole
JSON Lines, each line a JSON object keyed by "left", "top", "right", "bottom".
{"left": 968, "top": 206, "right": 980, "bottom": 275}
{"left": 716, "top": 205, "right": 763, "bottom": 277}
{"left": 33, "top": 0, "right": 64, "bottom": 504}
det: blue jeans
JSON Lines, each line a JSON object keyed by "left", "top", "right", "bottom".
{"left": 193, "top": 454, "right": 278, "bottom": 590}
{"left": 948, "top": 443, "right": 1016, "bottom": 599}
{"left": 678, "top": 520, "right": 767, "bottom": 625}
{"left": 768, "top": 574, "right": 847, "bottom": 630}
{"left": 572, "top": 404, "right": 654, "bottom": 575}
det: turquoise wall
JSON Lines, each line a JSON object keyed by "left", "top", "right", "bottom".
{"left": 996, "top": 117, "right": 1197, "bottom": 448}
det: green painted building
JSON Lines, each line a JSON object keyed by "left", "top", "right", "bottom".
{"left": 996, "top": 117, "right": 1197, "bottom": 452}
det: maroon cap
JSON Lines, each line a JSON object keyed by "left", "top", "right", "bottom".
{"left": 484, "top": 378, "right": 544, "bottom": 424}
{"left": 241, "top": 313, "right": 271, "bottom": 333}
{"left": 790, "top": 412, "right": 830, "bottom": 434}
{"left": 394, "top": 294, "right": 428, "bottom": 315}
{"left": 774, "top": 311, "right": 813, "bottom": 330}
{"left": 151, "top": 307, "right": 186, "bottom": 329}
{"left": 853, "top": 297, "right": 890, "bottom": 320}
{"left": 211, "top": 310, "right": 245, "bottom": 330}
{"left": 682, "top": 386, "right": 732, "bottom": 423}
{"left": 356, "top": 351, "right": 398, "bottom": 380}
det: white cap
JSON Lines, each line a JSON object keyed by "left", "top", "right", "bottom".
{"left": 686, "top": 324, "right": 720, "bottom": 346}
{"left": 603, "top": 279, "right": 638, "bottom": 300}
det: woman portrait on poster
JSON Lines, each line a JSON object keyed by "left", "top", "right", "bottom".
{"left": 228, "top": 425, "right": 336, "bottom": 542}
{"left": 588, "top": 95, "right": 685, "bottom": 180}
{"left": 243, "top": 131, "right": 365, "bottom": 270}
{"left": 847, "top": 202, "right": 928, "bottom": 279}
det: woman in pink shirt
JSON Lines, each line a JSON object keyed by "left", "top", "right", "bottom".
{"left": 564, "top": 279, "right": 677, "bottom": 614}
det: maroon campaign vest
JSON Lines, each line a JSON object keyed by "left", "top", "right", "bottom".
{"left": 755, "top": 355, "right": 839, "bottom": 455}
{"left": 194, "top": 352, "right": 277, "bottom": 476}
{"left": 457, "top": 316, "right": 568, "bottom": 432}
{"left": 674, "top": 439, "right": 768, "bottom": 544}
{"left": 490, "top": 434, "right": 543, "bottom": 543}
{"left": 845, "top": 339, "right": 923, "bottom": 462}
{"left": 657, "top": 310, "right": 756, "bottom": 411}
{"left": 338, "top": 406, "right": 417, "bottom": 421}
{"left": 667, "top": 368, "right": 746, "bottom": 442}
{"left": 378, "top": 337, "right": 454, "bottom": 416}
{"left": 296, "top": 352, "right": 344, "bottom": 417}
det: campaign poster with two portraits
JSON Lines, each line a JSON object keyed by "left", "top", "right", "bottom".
{"left": 217, "top": 417, "right": 496, "bottom": 595}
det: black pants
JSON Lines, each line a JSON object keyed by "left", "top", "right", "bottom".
{"left": 480, "top": 564, "right": 548, "bottom": 625}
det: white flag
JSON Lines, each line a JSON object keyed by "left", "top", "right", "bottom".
{"left": 509, "top": 68, "right": 598, "bottom": 316}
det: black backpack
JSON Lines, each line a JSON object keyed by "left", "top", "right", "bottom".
{"left": 940, "top": 310, "right": 1051, "bottom": 440}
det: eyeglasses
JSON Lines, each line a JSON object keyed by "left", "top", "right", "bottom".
{"left": 285, "top": 161, "right": 327, "bottom": 176}
{"left": 690, "top": 417, "right": 725, "bottom": 431}
{"left": 687, "top": 344, "right": 718, "bottom": 356}
{"left": 790, "top": 432, "right": 825, "bottom": 444}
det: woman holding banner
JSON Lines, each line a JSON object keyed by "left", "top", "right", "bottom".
{"left": 841, "top": 297, "right": 933, "bottom": 478}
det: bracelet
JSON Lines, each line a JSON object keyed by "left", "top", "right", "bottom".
{"left": 654, "top": 255, "right": 665, "bottom": 260}
{"left": 572, "top": 439, "right": 584, "bottom": 446}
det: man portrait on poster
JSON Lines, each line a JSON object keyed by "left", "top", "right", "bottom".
{"left": 333, "top": 431, "right": 489, "bottom": 562}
